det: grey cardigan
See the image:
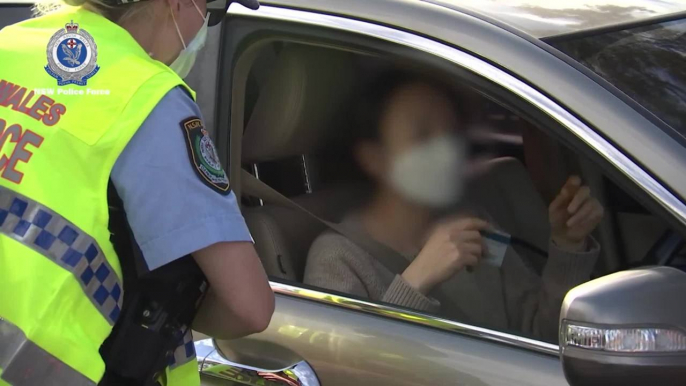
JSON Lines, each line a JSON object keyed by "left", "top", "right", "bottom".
{"left": 304, "top": 216, "right": 599, "bottom": 342}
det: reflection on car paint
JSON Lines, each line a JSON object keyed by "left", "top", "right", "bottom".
{"left": 269, "top": 281, "right": 560, "bottom": 356}
{"left": 277, "top": 325, "right": 309, "bottom": 339}
{"left": 203, "top": 364, "right": 295, "bottom": 386}
{"left": 195, "top": 338, "right": 219, "bottom": 360}
{"left": 196, "top": 339, "right": 321, "bottom": 386}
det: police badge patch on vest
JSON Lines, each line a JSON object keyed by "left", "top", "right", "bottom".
{"left": 181, "top": 117, "right": 230, "bottom": 195}
{"left": 45, "top": 20, "right": 100, "bottom": 86}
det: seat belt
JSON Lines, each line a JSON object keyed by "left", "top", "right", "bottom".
{"left": 241, "top": 170, "right": 471, "bottom": 321}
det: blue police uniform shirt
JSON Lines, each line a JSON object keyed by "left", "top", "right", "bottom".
{"left": 111, "top": 87, "right": 252, "bottom": 270}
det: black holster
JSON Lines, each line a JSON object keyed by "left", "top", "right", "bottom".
{"left": 100, "top": 182, "right": 207, "bottom": 386}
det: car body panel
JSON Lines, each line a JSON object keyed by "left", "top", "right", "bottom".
{"left": 205, "top": 287, "right": 567, "bottom": 386}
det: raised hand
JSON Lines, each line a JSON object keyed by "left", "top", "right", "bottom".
{"left": 549, "top": 176, "right": 604, "bottom": 252}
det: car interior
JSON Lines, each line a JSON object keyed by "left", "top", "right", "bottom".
{"left": 231, "top": 40, "right": 685, "bottom": 303}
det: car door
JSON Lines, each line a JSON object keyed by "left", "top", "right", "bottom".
{"left": 196, "top": 2, "right": 686, "bottom": 386}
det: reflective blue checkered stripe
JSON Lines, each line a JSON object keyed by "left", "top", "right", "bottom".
{"left": 168, "top": 328, "right": 195, "bottom": 370}
{"left": 0, "top": 186, "right": 123, "bottom": 325}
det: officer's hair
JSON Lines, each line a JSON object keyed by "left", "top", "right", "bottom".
{"left": 33, "top": 0, "right": 154, "bottom": 24}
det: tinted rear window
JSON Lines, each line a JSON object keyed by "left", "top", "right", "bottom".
{"left": 551, "top": 18, "right": 686, "bottom": 139}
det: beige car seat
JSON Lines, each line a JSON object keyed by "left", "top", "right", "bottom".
{"left": 240, "top": 44, "right": 359, "bottom": 281}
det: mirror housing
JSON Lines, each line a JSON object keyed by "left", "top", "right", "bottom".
{"left": 560, "top": 267, "right": 686, "bottom": 386}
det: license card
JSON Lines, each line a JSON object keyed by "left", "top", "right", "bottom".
{"left": 480, "top": 229, "right": 511, "bottom": 268}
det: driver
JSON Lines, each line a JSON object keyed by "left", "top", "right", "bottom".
{"left": 304, "top": 71, "right": 604, "bottom": 342}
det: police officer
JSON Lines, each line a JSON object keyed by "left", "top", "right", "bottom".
{"left": 0, "top": 0, "right": 274, "bottom": 385}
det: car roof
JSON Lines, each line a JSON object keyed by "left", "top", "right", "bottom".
{"left": 427, "top": 1, "right": 686, "bottom": 38}
{"left": 262, "top": 0, "right": 686, "bottom": 39}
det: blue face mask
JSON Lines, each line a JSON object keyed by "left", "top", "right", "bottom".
{"left": 170, "top": 0, "right": 208, "bottom": 78}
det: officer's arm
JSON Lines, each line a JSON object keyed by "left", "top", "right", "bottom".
{"left": 110, "top": 88, "right": 273, "bottom": 338}
{"left": 192, "top": 241, "right": 275, "bottom": 339}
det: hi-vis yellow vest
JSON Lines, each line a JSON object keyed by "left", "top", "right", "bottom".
{"left": 0, "top": 7, "right": 199, "bottom": 386}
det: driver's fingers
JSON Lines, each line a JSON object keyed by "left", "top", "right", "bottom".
{"left": 449, "top": 218, "right": 490, "bottom": 232}
{"left": 462, "top": 241, "right": 483, "bottom": 257}
{"left": 549, "top": 191, "right": 568, "bottom": 213}
{"left": 462, "top": 254, "right": 479, "bottom": 269}
{"left": 568, "top": 186, "right": 591, "bottom": 214}
{"left": 575, "top": 202, "right": 605, "bottom": 228}
{"left": 567, "top": 199, "right": 597, "bottom": 227}
{"left": 564, "top": 175, "right": 583, "bottom": 191}
{"left": 551, "top": 176, "right": 582, "bottom": 212}
{"left": 453, "top": 230, "right": 481, "bottom": 242}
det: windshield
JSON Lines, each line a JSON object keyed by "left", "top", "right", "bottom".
{"left": 550, "top": 17, "right": 686, "bottom": 139}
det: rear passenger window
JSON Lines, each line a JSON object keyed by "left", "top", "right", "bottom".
{"left": 237, "top": 41, "right": 685, "bottom": 344}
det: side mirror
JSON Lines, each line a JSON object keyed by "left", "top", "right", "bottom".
{"left": 559, "top": 267, "right": 686, "bottom": 386}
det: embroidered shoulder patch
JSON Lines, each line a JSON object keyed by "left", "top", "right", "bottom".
{"left": 181, "top": 117, "right": 230, "bottom": 195}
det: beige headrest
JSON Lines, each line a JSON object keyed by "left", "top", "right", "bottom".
{"left": 242, "top": 44, "right": 355, "bottom": 163}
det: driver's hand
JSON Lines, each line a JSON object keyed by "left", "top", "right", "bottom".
{"left": 549, "top": 176, "right": 604, "bottom": 252}
{"left": 401, "top": 217, "right": 489, "bottom": 294}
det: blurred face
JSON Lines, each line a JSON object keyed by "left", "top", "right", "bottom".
{"left": 378, "top": 82, "right": 460, "bottom": 161}
{"left": 357, "top": 81, "right": 468, "bottom": 208}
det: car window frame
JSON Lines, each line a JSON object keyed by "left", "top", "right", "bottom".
{"left": 220, "top": 3, "right": 686, "bottom": 358}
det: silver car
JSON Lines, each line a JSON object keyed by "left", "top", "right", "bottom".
{"left": 3, "top": 1, "right": 685, "bottom": 385}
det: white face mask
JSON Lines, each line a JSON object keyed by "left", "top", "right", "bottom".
{"left": 170, "top": 0, "right": 208, "bottom": 79}
{"left": 389, "top": 133, "right": 467, "bottom": 208}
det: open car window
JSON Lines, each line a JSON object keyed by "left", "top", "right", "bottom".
{"left": 236, "top": 38, "right": 686, "bottom": 346}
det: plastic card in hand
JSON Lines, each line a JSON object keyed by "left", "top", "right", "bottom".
{"left": 481, "top": 230, "right": 511, "bottom": 268}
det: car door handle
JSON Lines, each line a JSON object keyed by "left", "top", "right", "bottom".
{"left": 196, "top": 338, "right": 320, "bottom": 386}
